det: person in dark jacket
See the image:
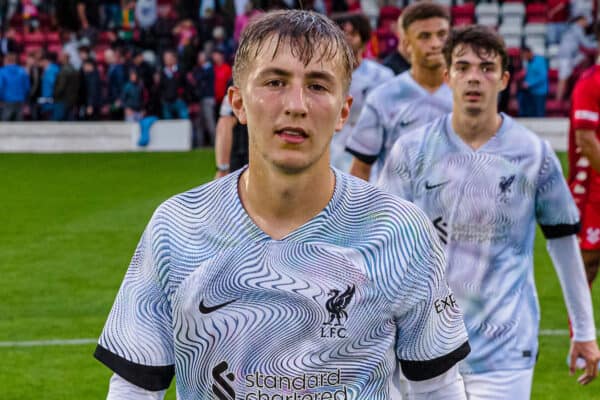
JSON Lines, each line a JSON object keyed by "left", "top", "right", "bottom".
{"left": 190, "top": 50, "right": 216, "bottom": 146}
{"left": 52, "top": 51, "right": 80, "bottom": 121}
{"left": 159, "top": 49, "right": 188, "bottom": 119}
{"left": 0, "top": 52, "right": 31, "bottom": 121}
{"left": 82, "top": 58, "right": 102, "bottom": 120}
{"left": 121, "top": 68, "right": 144, "bottom": 122}
{"left": 105, "top": 48, "right": 126, "bottom": 119}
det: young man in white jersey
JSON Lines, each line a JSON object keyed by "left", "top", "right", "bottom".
{"left": 379, "top": 25, "right": 600, "bottom": 399}
{"left": 346, "top": 2, "right": 452, "bottom": 182}
{"left": 330, "top": 12, "right": 394, "bottom": 172}
{"left": 95, "top": 10, "right": 470, "bottom": 399}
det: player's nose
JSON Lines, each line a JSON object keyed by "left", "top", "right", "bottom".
{"left": 283, "top": 83, "right": 308, "bottom": 117}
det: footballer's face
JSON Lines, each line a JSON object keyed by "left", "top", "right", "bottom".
{"left": 404, "top": 17, "right": 449, "bottom": 70}
{"left": 446, "top": 44, "right": 509, "bottom": 117}
{"left": 229, "top": 36, "right": 352, "bottom": 174}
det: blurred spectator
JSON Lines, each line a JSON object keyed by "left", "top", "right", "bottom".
{"left": 518, "top": 46, "right": 549, "bottom": 117}
{"left": 101, "top": 0, "right": 122, "bottom": 29}
{"left": 135, "top": 0, "right": 157, "bottom": 29}
{"left": 22, "top": 0, "right": 39, "bottom": 33}
{"left": 52, "top": 51, "right": 80, "bottom": 120}
{"left": 0, "top": 27, "right": 21, "bottom": 56}
{"left": 61, "top": 30, "right": 82, "bottom": 70}
{"left": 121, "top": 69, "right": 144, "bottom": 122}
{"left": 39, "top": 51, "right": 60, "bottom": 118}
{"left": 132, "top": 48, "right": 154, "bottom": 92}
{"left": 0, "top": 52, "right": 30, "bottom": 121}
{"left": 547, "top": 0, "right": 570, "bottom": 45}
{"left": 105, "top": 48, "right": 126, "bottom": 119}
{"left": 556, "top": 15, "right": 597, "bottom": 101}
{"left": 234, "top": 2, "right": 262, "bottom": 42}
{"left": 212, "top": 26, "right": 235, "bottom": 62}
{"left": 152, "top": 5, "right": 176, "bottom": 59}
{"left": 145, "top": 70, "right": 162, "bottom": 117}
{"left": 382, "top": 14, "right": 411, "bottom": 75}
{"left": 26, "top": 50, "right": 43, "bottom": 120}
{"left": 81, "top": 59, "right": 102, "bottom": 120}
{"left": 159, "top": 49, "right": 188, "bottom": 119}
{"left": 173, "top": 18, "right": 197, "bottom": 72}
{"left": 190, "top": 50, "right": 216, "bottom": 146}
{"left": 77, "top": 0, "right": 100, "bottom": 44}
{"left": 56, "top": 0, "right": 80, "bottom": 31}
{"left": 212, "top": 48, "right": 231, "bottom": 106}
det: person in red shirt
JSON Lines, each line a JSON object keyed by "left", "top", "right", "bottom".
{"left": 569, "top": 23, "right": 600, "bottom": 288}
{"left": 212, "top": 48, "right": 232, "bottom": 106}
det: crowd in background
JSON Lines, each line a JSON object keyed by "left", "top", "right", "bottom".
{"left": 0, "top": 0, "right": 597, "bottom": 146}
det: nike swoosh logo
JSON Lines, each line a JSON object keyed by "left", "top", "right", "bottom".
{"left": 199, "top": 299, "right": 238, "bottom": 314}
{"left": 399, "top": 119, "right": 416, "bottom": 127}
{"left": 425, "top": 180, "right": 450, "bottom": 190}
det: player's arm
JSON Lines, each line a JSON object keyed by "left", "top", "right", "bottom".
{"left": 107, "top": 374, "right": 166, "bottom": 400}
{"left": 575, "top": 129, "right": 600, "bottom": 172}
{"left": 214, "top": 93, "right": 237, "bottom": 179}
{"left": 536, "top": 141, "right": 600, "bottom": 384}
{"left": 95, "top": 212, "right": 175, "bottom": 395}
{"left": 546, "top": 235, "right": 600, "bottom": 384}
{"left": 392, "top": 203, "right": 469, "bottom": 396}
{"left": 345, "top": 99, "right": 384, "bottom": 181}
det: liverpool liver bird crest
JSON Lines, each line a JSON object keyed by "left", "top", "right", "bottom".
{"left": 323, "top": 285, "right": 355, "bottom": 326}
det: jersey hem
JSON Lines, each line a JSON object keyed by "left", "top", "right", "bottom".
{"left": 94, "top": 344, "right": 174, "bottom": 391}
{"left": 400, "top": 340, "right": 471, "bottom": 381}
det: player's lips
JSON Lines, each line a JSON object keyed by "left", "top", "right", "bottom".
{"left": 464, "top": 91, "right": 482, "bottom": 101}
{"left": 275, "top": 127, "right": 308, "bottom": 144}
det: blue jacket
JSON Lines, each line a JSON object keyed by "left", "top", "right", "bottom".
{"left": 41, "top": 63, "right": 60, "bottom": 99}
{"left": 0, "top": 63, "right": 30, "bottom": 102}
{"left": 524, "top": 55, "right": 548, "bottom": 96}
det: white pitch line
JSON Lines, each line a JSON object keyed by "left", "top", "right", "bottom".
{"left": 0, "top": 338, "right": 97, "bottom": 348}
{"left": 0, "top": 331, "right": 598, "bottom": 348}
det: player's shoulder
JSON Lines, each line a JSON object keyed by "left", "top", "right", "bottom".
{"left": 335, "top": 171, "right": 433, "bottom": 233}
{"left": 390, "top": 114, "right": 448, "bottom": 155}
{"left": 361, "top": 59, "right": 394, "bottom": 80}
{"left": 573, "top": 65, "right": 600, "bottom": 97}
{"left": 501, "top": 113, "right": 548, "bottom": 148}
{"left": 153, "top": 171, "right": 239, "bottom": 224}
{"left": 366, "top": 71, "right": 414, "bottom": 104}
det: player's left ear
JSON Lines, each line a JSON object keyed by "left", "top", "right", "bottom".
{"left": 335, "top": 94, "right": 353, "bottom": 132}
{"left": 229, "top": 86, "right": 247, "bottom": 124}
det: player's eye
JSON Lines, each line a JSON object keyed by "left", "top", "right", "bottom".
{"left": 266, "top": 79, "right": 284, "bottom": 87}
{"left": 308, "top": 83, "right": 328, "bottom": 92}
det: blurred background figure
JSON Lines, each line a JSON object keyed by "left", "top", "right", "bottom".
{"left": 517, "top": 46, "right": 548, "bottom": 117}
{"left": 0, "top": 51, "right": 30, "bottom": 121}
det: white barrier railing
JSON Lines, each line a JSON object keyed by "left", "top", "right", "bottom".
{"left": 0, "top": 118, "right": 568, "bottom": 153}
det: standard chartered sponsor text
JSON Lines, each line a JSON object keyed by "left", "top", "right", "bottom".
{"left": 245, "top": 369, "right": 348, "bottom": 400}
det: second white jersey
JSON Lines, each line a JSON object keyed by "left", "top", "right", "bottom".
{"left": 330, "top": 59, "right": 393, "bottom": 173}
{"left": 378, "top": 114, "right": 580, "bottom": 373}
{"left": 345, "top": 71, "right": 452, "bottom": 181}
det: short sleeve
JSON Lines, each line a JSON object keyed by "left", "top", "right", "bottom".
{"left": 345, "top": 96, "right": 385, "bottom": 165}
{"left": 535, "top": 141, "right": 581, "bottom": 238}
{"left": 377, "top": 138, "right": 414, "bottom": 202}
{"left": 95, "top": 214, "right": 175, "bottom": 391}
{"left": 394, "top": 209, "right": 470, "bottom": 381}
{"left": 572, "top": 79, "right": 600, "bottom": 131}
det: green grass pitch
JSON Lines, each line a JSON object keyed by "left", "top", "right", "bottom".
{"left": 1, "top": 151, "right": 599, "bottom": 399}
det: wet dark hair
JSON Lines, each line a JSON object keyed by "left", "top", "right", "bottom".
{"left": 402, "top": 2, "right": 450, "bottom": 32}
{"left": 233, "top": 10, "right": 355, "bottom": 93}
{"left": 332, "top": 12, "right": 372, "bottom": 45}
{"left": 443, "top": 25, "right": 508, "bottom": 72}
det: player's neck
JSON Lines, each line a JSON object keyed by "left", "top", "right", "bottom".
{"left": 452, "top": 110, "right": 502, "bottom": 150}
{"left": 411, "top": 66, "right": 444, "bottom": 93}
{"left": 238, "top": 161, "right": 335, "bottom": 240}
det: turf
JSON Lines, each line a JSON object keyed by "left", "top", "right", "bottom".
{"left": 1, "top": 151, "right": 599, "bottom": 399}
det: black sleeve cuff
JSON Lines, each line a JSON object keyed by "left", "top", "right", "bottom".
{"left": 540, "top": 222, "right": 581, "bottom": 239}
{"left": 94, "top": 344, "right": 174, "bottom": 391}
{"left": 400, "top": 341, "right": 470, "bottom": 381}
{"left": 345, "top": 147, "right": 378, "bottom": 165}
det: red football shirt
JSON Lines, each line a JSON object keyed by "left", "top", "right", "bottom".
{"left": 569, "top": 65, "right": 600, "bottom": 204}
